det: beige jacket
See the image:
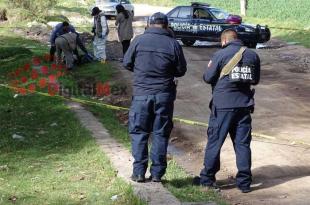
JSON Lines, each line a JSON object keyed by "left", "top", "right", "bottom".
{"left": 59, "top": 32, "right": 78, "bottom": 51}
{"left": 115, "top": 11, "right": 134, "bottom": 42}
{"left": 94, "top": 12, "right": 109, "bottom": 37}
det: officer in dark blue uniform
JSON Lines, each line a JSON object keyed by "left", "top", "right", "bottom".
{"left": 123, "top": 12, "right": 187, "bottom": 183}
{"left": 199, "top": 29, "right": 260, "bottom": 193}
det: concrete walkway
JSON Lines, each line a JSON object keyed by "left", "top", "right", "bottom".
{"left": 67, "top": 101, "right": 182, "bottom": 205}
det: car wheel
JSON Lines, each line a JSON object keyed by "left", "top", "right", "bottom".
{"left": 245, "top": 42, "right": 257, "bottom": 49}
{"left": 181, "top": 39, "right": 196, "bottom": 46}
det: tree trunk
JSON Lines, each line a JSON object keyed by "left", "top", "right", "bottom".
{"left": 240, "top": 0, "right": 247, "bottom": 16}
{"left": 0, "top": 9, "right": 8, "bottom": 21}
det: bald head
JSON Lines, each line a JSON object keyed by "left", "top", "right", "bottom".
{"left": 221, "top": 29, "right": 238, "bottom": 47}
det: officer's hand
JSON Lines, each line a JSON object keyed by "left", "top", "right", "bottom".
{"left": 97, "top": 33, "right": 103, "bottom": 39}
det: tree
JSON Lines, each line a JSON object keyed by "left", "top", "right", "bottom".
{"left": 240, "top": 0, "right": 248, "bottom": 16}
{"left": 6, "top": 0, "right": 58, "bottom": 20}
{"left": 0, "top": 8, "right": 8, "bottom": 21}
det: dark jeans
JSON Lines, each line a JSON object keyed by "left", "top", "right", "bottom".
{"left": 50, "top": 45, "right": 56, "bottom": 62}
{"left": 129, "top": 93, "right": 175, "bottom": 178}
{"left": 122, "top": 40, "right": 131, "bottom": 55}
{"left": 200, "top": 106, "right": 252, "bottom": 189}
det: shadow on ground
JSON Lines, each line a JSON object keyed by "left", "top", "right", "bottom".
{"left": 164, "top": 165, "right": 310, "bottom": 192}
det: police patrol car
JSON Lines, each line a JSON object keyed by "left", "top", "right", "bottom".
{"left": 167, "top": 2, "right": 271, "bottom": 48}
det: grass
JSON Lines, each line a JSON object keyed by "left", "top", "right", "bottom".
{"left": 0, "top": 25, "right": 145, "bottom": 205}
{"left": 244, "top": 17, "right": 310, "bottom": 47}
{"left": 0, "top": 88, "right": 145, "bottom": 205}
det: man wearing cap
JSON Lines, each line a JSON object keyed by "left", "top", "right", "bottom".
{"left": 123, "top": 12, "right": 187, "bottom": 183}
{"left": 91, "top": 7, "right": 109, "bottom": 63}
{"left": 199, "top": 29, "right": 260, "bottom": 193}
{"left": 50, "top": 21, "right": 76, "bottom": 62}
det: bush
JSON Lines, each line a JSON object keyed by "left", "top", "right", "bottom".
{"left": 0, "top": 8, "right": 8, "bottom": 21}
{"left": 6, "top": 0, "right": 58, "bottom": 20}
{"left": 0, "top": 47, "right": 32, "bottom": 60}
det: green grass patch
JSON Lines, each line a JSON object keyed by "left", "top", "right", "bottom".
{"left": 89, "top": 106, "right": 132, "bottom": 149}
{"left": 0, "top": 27, "right": 145, "bottom": 205}
{"left": 0, "top": 87, "right": 145, "bottom": 205}
{"left": 244, "top": 17, "right": 310, "bottom": 47}
{"left": 44, "top": 15, "right": 70, "bottom": 23}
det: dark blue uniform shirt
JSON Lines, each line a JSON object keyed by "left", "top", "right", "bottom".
{"left": 123, "top": 27, "right": 187, "bottom": 96}
{"left": 204, "top": 40, "right": 260, "bottom": 109}
{"left": 50, "top": 23, "right": 76, "bottom": 45}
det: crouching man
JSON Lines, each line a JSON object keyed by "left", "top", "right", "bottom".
{"left": 55, "top": 32, "right": 89, "bottom": 70}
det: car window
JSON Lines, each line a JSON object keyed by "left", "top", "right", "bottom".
{"left": 169, "top": 8, "right": 180, "bottom": 18}
{"left": 209, "top": 8, "right": 229, "bottom": 19}
{"left": 120, "top": 0, "right": 130, "bottom": 3}
{"left": 178, "top": 7, "right": 191, "bottom": 19}
{"left": 193, "top": 8, "right": 211, "bottom": 19}
{"left": 97, "top": 0, "right": 119, "bottom": 3}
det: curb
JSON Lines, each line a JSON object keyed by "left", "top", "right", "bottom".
{"left": 67, "top": 101, "right": 182, "bottom": 205}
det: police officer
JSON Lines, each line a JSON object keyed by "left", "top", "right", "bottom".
{"left": 123, "top": 12, "right": 187, "bottom": 183}
{"left": 199, "top": 29, "right": 260, "bottom": 193}
{"left": 50, "top": 21, "right": 76, "bottom": 62}
{"left": 55, "top": 32, "right": 89, "bottom": 70}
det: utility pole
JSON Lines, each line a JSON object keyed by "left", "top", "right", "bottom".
{"left": 240, "top": 0, "right": 247, "bottom": 16}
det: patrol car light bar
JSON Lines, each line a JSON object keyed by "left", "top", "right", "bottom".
{"left": 191, "top": 2, "right": 210, "bottom": 7}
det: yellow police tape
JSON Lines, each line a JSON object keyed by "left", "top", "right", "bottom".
{"left": 1, "top": 83, "right": 309, "bottom": 147}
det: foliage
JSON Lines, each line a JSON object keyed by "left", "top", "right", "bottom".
{"left": 6, "top": 0, "right": 58, "bottom": 20}
{"left": 0, "top": 8, "right": 7, "bottom": 21}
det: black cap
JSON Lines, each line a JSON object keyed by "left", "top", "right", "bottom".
{"left": 91, "top": 7, "right": 102, "bottom": 16}
{"left": 149, "top": 12, "right": 168, "bottom": 25}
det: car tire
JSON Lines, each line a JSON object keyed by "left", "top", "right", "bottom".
{"left": 245, "top": 42, "right": 257, "bottom": 49}
{"left": 181, "top": 39, "right": 196, "bottom": 46}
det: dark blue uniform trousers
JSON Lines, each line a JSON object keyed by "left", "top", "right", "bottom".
{"left": 200, "top": 107, "right": 252, "bottom": 189}
{"left": 129, "top": 93, "right": 174, "bottom": 178}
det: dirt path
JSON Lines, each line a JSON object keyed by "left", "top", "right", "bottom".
{"left": 113, "top": 39, "right": 310, "bottom": 205}
{"left": 170, "top": 42, "right": 310, "bottom": 205}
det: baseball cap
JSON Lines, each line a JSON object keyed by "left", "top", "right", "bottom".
{"left": 91, "top": 7, "right": 102, "bottom": 16}
{"left": 149, "top": 12, "right": 168, "bottom": 25}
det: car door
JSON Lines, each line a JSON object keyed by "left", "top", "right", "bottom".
{"left": 168, "top": 6, "right": 193, "bottom": 38}
{"left": 207, "top": 8, "right": 235, "bottom": 40}
{"left": 193, "top": 7, "right": 223, "bottom": 40}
